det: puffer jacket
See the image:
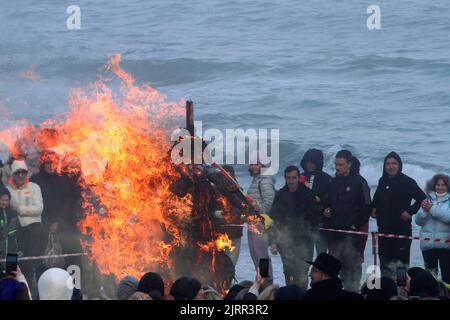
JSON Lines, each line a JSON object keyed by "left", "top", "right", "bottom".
{"left": 415, "top": 192, "right": 450, "bottom": 251}
{"left": 246, "top": 174, "right": 276, "bottom": 214}
{"left": 7, "top": 179, "right": 44, "bottom": 227}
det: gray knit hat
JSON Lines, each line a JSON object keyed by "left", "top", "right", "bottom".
{"left": 116, "top": 276, "right": 139, "bottom": 300}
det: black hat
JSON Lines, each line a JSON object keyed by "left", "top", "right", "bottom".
{"left": 137, "top": 272, "right": 165, "bottom": 298}
{"left": 274, "top": 284, "right": 303, "bottom": 300}
{"left": 409, "top": 271, "right": 440, "bottom": 298}
{"left": 170, "top": 277, "right": 202, "bottom": 300}
{"left": 306, "top": 253, "right": 342, "bottom": 278}
{"left": 0, "top": 187, "right": 11, "bottom": 199}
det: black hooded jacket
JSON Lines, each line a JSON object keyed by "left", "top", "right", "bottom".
{"left": 372, "top": 152, "right": 426, "bottom": 235}
{"left": 269, "top": 183, "right": 319, "bottom": 246}
{"left": 300, "top": 149, "right": 332, "bottom": 206}
{"left": 327, "top": 156, "right": 371, "bottom": 229}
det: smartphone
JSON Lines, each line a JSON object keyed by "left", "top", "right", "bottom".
{"left": 6, "top": 253, "right": 18, "bottom": 274}
{"left": 259, "top": 258, "right": 269, "bottom": 278}
{"left": 396, "top": 267, "right": 407, "bottom": 287}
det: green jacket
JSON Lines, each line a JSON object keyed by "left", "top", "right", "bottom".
{"left": 0, "top": 206, "right": 19, "bottom": 258}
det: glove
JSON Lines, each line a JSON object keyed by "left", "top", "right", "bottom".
{"left": 260, "top": 214, "right": 273, "bottom": 230}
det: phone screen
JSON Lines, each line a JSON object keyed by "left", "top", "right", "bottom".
{"left": 259, "top": 258, "right": 269, "bottom": 278}
{"left": 6, "top": 253, "right": 18, "bottom": 274}
{"left": 396, "top": 267, "right": 407, "bottom": 287}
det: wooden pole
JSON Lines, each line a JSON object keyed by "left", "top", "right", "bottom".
{"left": 186, "top": 100, "right": 194, "bottom": 137}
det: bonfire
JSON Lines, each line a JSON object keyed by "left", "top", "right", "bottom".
{"left": 0, "top": 55, "right": 263, "bottom": 293}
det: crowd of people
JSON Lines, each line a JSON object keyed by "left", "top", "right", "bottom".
{"left": 0, "top": 147, "right": 449, "bottom": 300}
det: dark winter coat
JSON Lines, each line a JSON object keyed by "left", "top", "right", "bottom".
{"left": 30, "top": 169, "right": 66, "bottom": 227}
{"left": 269, "top": 184, "right": 319, "bottom": 246}
{"left": 372, "top": 152, "right": 426, "bottom": 235}
{"left": 300, "top": 148, "right": 332, "bottom": 209}
{"left": 302, "top": 278, "right": 363, "bottom": 300}
{"left": 327, "top": 165, "right": 371, "bottom": 230}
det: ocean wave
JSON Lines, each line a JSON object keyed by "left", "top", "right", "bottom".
{"left": 324, "top": 54, "right": 450, "bottom": 75}
{"left": 1, "top": 57, "right": 262, "bottom": 86}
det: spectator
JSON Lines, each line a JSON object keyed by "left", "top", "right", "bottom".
{"left": 137, "top": 272, "right": 165, "bottom": 300}
{"left": 116, "top": 275, "right": 138, "bottom": 300}
{"left": 30, "top": 150, "right": 65, "bottom": 236}
{"left": 0, "top": 187, "right": 19, "bottom": 258}
{"left": 223, "top": 281, "right": 252, "bottom": 300}
{"left": 0, "top": 265, "right": 31, "bottom": 300}
{"left": 300, "top": 148, "right": 332, "bottom": 255}
{"left": 37, "top": 268, "right": 74, "bottom": 300}
{"left": 409, "top": 270, "right": 441, "bottom": 299}
{"left": 258, "top": 284, "right": 279, "bottom": 300}
{"left": 372, "top": 152, "right": 427, "bottom": 278}
{"left": 415, "top": 173, "right": 450, "bottom": 283}
{"left": 170, "top": 277, "right": 203, "bottom": 300}
{"left": 302, "top": 253, "right": 363, "bottom": 300}
{"left": 246, "top": 154, "right": 276, "bottom": 272}
{"left": 269, "top": 165, "right": 318, "bottom": 290}
{"left": 129, "top": 291, "right": 152, "bottom": 300}
{"left": 202, "top": 285, "right": 222, "bottom": 300}
{"left": 360, "top": 276, "right": 398, "bottom": 300}
{"left": 324, "top": 150, "right": 371, "bottom": 292}
{"left": 241, "top": 267, "right": 273, "bottom": 300}
{"left": 273, "top": 284, "right": 302, "bottom": 300}
{"left": 7, "top": 160, "right": 44, "bottom": 292}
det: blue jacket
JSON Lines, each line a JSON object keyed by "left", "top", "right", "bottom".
{"left": 415, "top": 192, "right": 450, "bottom": 251}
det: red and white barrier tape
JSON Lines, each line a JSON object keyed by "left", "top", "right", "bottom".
{"left": 319, "top": 227, "right": 450, "bottom": 244}
{"left": 1, "top": 252, "right": 87, "bottom": 263}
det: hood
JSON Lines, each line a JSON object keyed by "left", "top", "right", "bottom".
{"left": 301, "top": 149, "right": 324, "bottom": 174}
{"left": 37, "top": 268, "right": 73, "bottom": 300}
{"left": 350, "top": 156, "right": 361, "bottom": 176}
{"left": 382, "top": 152, "right": 403, "bottom": 178}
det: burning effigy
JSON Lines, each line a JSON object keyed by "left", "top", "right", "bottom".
{"left": 0, "top": 54, "right": 263, "bottom": 293}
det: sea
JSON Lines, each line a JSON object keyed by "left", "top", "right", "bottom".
{"left": 2, "top": 1, "right": 450, "bottom": 287}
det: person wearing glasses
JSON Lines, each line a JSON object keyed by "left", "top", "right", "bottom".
{"left": 7, "top": 160, "right": 44, "bottom": 293}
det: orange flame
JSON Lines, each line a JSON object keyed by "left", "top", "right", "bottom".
{"left": 0, "top": 54, "right": 194, "bottom": 281}
{"left": 198, "top": 233, "right": 235, "bottom": 253}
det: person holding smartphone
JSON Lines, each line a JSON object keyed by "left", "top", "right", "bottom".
{"left": 0, "top": 263, "right": 32, "bottom": 300}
